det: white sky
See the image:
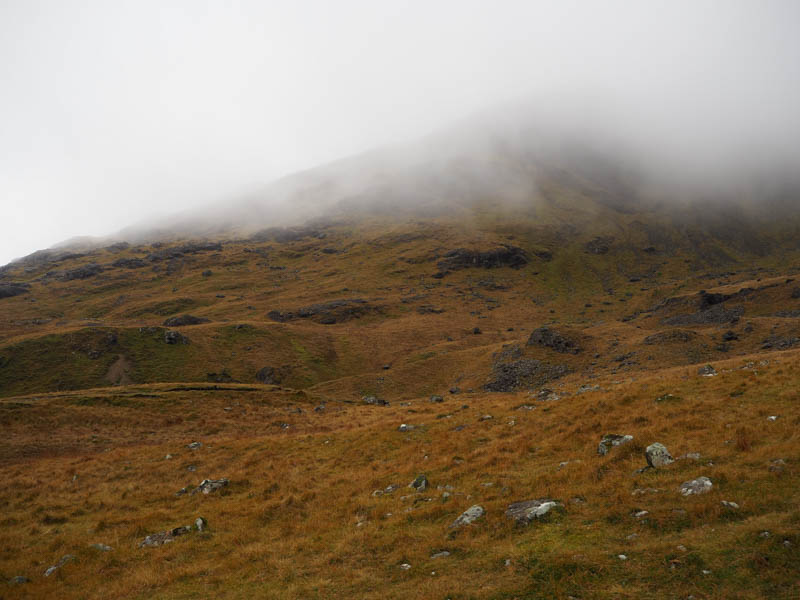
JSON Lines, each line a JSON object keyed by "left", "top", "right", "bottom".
{"left": 1, "top": 1, "right": 799, "bottom": 265}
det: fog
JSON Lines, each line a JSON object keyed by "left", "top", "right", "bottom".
{"left": 2, "top": 0, "right": 799, "bottom": 265}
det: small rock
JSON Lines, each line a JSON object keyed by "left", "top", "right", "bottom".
{"left": 363, "top": 395, "right": 389, "bottom": 406}
{"left": 634, "top": 510, "right": 649, "bottom": 519}
{"left": 165, "top": 454, "right": 173, "bottom": 460}
{"left": 767, "top": 415, "right": 779, "bottom": 421}
{"left": 398, "top": 424, "right": 415, "bottom": 432}
{"left": 721, "top": 500, "right": 739, "bottom": 510}
{"left": 698, "top": 364, "right": 717, "bottom": 377}
{"left": 429, "top": 395, "right": 444, "bottom": 403}
{"left": 679, "top": 476, "right": 712, "bottom": 496}
{"left": 399, "top": 563, "right": 411, "bottom": 570}
{"left": 598, "top": 434, "right": 633, "bottom": 455}
{"left": 139, "top": 525, "right": 192, "bottom": 548}
{"left": 480, "top": 414, "right": 493, "bottom": 421}
{"left": 618, "top": 554, "right": 628, "bottom": 560}
{"left": 187, "top": 441, "right": 202, "bottom": 450}
{"left": 505, "top": 499, "right": 561, "bottom": 524}
{"left": 9, "top": 576, "right": 30, "bottom": 584}
{"left": 90, "top": 543, "right": 113, "bottom": 552}
{"left": 409, "top": 474, "right": 429, "bottom": 492}
{"left": 194, "top": 517, "right": 208, "bottom": 532}
{"left": 44, "top": 554, "right": 76, "bottom": 577}
{"left": 645, "top": 442, "right": 675, "bottom": 468}
{"left": 450, "top": 505, "right": 485, "bottom": 528}
{"left": 431, "top": 551, "right": 450, "bottom": 559}
{"left": 191, "top": 478, "right": 229, "bottom": 495}
{"left": 759, "top": 531, "right": 771, "bottom": 538}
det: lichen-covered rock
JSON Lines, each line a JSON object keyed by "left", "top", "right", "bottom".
{"left": 645, "top": 443, "right": 675, "bottom": 468}
{"left": 598, "top": 434, "right": 633, "bottom": 455}
{"left": 505, "top": 499, "right": 561, "bottom": 524}
{"left": 680, "top": 476, "right": 713, "bottom": 496}
{"left": 450, "top": 505, "right": 485, "bottom": 528}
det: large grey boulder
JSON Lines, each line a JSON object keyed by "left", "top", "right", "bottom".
{"left": 450, "top": 505, "right": 485, "bottom": 528}
{"left": 645, "top": 443, "right": 675, "bottom": 468}
{"left": 598, "top": 434, "right": 633, "bottom": 455}
{"left": 680, "top": 476, "right": 713, "bottom": 496}
{"left": 505, "top": 499, "right": 561, "bottom": 525}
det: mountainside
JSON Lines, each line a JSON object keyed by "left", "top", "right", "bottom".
{"left": 1, "top": 127, "right": 800, "bottom": 599}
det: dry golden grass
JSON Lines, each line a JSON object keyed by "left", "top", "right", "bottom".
{"left": 1, "top": 218, "right": 799, "bottom": 598}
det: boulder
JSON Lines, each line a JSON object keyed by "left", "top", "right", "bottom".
{"left": 598, "top": 434, "right": 633, "bottom": 455}
{"left": 680, "top": 476, "right": 713, "bottom": 496}
{"left": 698, "top": 364, "right": 717, "bottom": 377}
{"left": 645, "top": 443, "right": 675, "bottom": 468}
{"left": 450, "top": 505, "right": 485, "bottom": 528}
{"left": 0, "top": 283, "right": 30, "bottom": 299}
{"left": 505, "top": 499, "right": 561, "bottom": 524}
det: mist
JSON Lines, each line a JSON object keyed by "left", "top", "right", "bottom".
{"left": 2, "top": 0, "right": 799, "bottom": 265}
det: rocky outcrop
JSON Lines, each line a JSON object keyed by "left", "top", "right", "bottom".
{"left": 268, "top": 299, "right": 377, "bottom": 324}
{"left": 527, "top": 327, "right": 580, "bottom": 354}
{"left": 436, "top": 246, "right": 528, "bottom": 274}
{"left": 484, "top": 359, "right": 568, "bottom": 392}
{"left": 0, "top": 282, "right": 30, "bottom": 299}
{"left": 163, "top": 314, "right": 210, "bottom": 327}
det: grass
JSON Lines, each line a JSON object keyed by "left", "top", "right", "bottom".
{"left": 0, "top": 215, "right": 799, "bottom": 598}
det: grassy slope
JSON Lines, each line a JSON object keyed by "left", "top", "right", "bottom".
{"left": 1, "top": 208, "right": 799, "bottom": 598}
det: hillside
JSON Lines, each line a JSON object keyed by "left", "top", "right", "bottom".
{"left": 1, "top": 138, "right": 800, "bottom": 599}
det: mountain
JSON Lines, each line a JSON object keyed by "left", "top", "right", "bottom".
{"left": 1, "top": 114, "right": 799, "bottom": 598}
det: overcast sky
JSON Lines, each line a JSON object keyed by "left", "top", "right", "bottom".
{"left": 1, "top": 1, "right": 799, "bottom": 265}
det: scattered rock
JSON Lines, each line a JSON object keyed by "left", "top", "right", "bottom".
{"left": 112, "top": 257, "right": 147, "bottom": 269}
{"left": 9, "top": 576, "right": 30, "bottom": 584}
{"left": 598, "top": 434, "right": 633, "bottom": 456}
{"left": 255, "top": 366, "right": 285, "bottom": 385}
{"left": 721, "top": 500, "right": 739, "bottom": 510}
{"left": 767, "top": 415, "right": 779, "bottom": 422}
{"left": 429, "top": 395, "right": 444, "bottom": 403}
{"left": 191, "top": 478, "right": 229, "bottom": 495}
{"left": 431, "top": 551, "right": 450, "bottom": 559}
{"left": 44, "top": 554, "right": 76, "bottom": 577}
{"left": 505, "top": 499, "right": 561, "bottom": 524}
{"left": 409, "top": 474, "right": 429, "bottom": 492}
{"left": 645, "top": 443, "right": 675, "bottom": 468}
{"left": 398, "top": 424, "right": 415, "bottom": 432}
{"left": 698, "top": 365, "right": 717, "bottom": 377}
{"left": 139, "top": 525, "right": 193, "bottom": 548}
{"left": 450, "top": 505, "right": 485, "bottom": 528}
{"left": 399, "top": 563, "right": 411, "bottom": 570}
{"left": 268, "top": 298, "right": 377, "bottom": 324}
{"left": 194, "top": 517, "right": 208, "bottom": 532}
{"left": 90, "top": 543, "right": 113, "bottom": 552}
{"left": 679, "top": 476, "right": 713, "bottom": 496}
{"left": 363, "top": 395, "right": 389, "bottom": 406}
